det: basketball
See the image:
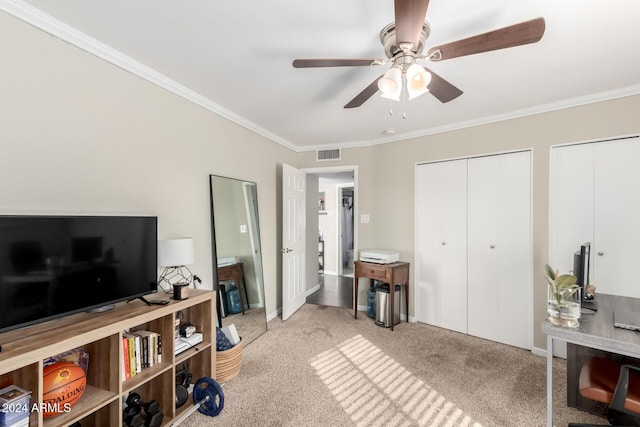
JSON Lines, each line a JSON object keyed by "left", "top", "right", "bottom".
{"left": 42, "top": 361, "right": 87, "bottom": 418}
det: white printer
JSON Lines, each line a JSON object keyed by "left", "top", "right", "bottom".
{"left": 359, "top": 249, "right": 399, "bottom": 264}
{"left": 217, "top": 256, "right": 240, "bottom": 267}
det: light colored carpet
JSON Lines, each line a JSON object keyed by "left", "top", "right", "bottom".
{"left": 223, "top": 307, "right": 268, "bottom": 346}
{"left": 180, "top": 304, "right": 604, "bottom": 426}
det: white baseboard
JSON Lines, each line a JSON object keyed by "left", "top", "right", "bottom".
{"left": 531, "top": 346, "right": 547, "bottom": 357}
{"left": 306, "top": 284, "right": 321, "bottom": 296}
{"left": 266, "top": 308, "right": 280, "bottom": 322}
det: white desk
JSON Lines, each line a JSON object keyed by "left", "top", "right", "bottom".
{"left": 542, "top": 293, "right": 640, "bottom": 427}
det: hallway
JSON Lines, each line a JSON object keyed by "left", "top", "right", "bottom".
{"left": 307, "top": 274, "right": 353, "bottom": 308}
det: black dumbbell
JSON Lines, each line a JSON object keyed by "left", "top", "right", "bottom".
{"left": 126, "top": 392, "right": 159, "bottom": 415}
{"left": 123, "top": 405, "right": 144, "bottom": 427}
{"left": 125, "top": 392, "right": 163, "bottom": 427}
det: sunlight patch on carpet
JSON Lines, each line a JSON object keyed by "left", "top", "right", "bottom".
{"left": 310, "top": 335, "right": 483, "bottom": 427}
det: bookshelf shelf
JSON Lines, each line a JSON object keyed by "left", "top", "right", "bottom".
{"left": 0, "top": 289, "right": 216, "bottom": 426}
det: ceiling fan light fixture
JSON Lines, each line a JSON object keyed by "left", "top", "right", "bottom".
{"left": 378, "top": 66, "right": 402, "bottom": 101}
{"left": 406, "top": 63, "right": 431, "bottom": 100}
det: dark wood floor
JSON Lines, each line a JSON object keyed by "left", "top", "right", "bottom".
{"left": 307, "top": 274, "right": 353, "bottom": 308}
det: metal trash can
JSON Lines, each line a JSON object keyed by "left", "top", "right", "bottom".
{"left": 375, "top": 284, "right": 400, "bottom": 328}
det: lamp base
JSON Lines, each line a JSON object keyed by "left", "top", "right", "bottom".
{"left": 158, "top": 266, "right": 193, "bottom": 294}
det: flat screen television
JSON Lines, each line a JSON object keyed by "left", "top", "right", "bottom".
{"left": 0, "top": 215, "right": 158, "bottom": 333}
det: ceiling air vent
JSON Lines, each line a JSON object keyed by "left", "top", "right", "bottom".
{"left": 316, "top": 149, "right": 341, "bottom": 161}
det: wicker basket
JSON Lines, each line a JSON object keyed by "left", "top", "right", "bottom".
{"left": 216, "top": 338, "right": 243, "bottom": 382}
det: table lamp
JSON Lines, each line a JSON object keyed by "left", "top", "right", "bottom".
{"left": 157, "top": 238, "right": 194, "bottom": 295}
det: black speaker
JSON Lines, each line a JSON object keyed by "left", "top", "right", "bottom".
{"left": 175, "top": 366, "right": 192, "bottom": 408}
{"left": 173, "top": 283, "right": 188, "bottom": 300}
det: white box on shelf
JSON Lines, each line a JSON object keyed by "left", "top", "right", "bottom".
{"left": 175, "top": 332, "right": 203, "bottom": 355}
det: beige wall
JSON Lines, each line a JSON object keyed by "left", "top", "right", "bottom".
{"left": 298, "top": 96, "right": 640, "bottom": 350}
{"left": 4, "top": 10, "right": 639, "bottom": 350}
{"left": 0, "top": 12, "right": 296, "bottom": 319}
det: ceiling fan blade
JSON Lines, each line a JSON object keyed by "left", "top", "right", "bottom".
{"left": 293, "top": 59, "right": 382, "bottom": 68}
{"left": 344, "top": 76, "right": 382, "bottom": 109}
{"left": 427, "top": 17, "right": 545, "bottom": 61}
{"left": 394, "top": 0, "right": 430, "bottom": 47}
{"left": 423, "top": 67, "right": 463, "bottom": 103}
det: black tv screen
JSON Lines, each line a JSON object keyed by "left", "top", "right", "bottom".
{"left": 0, "top": 215, "right": 157, "bottom": 333}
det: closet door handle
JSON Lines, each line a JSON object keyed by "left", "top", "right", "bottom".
{"left": 441, "top": 242, "right": 447, "bottom": 246}
{"left": 490, "top": 245, "right": 496, "bottom": 249}
{"left": 597, "top": 251, "right": 604, "bottom": 256}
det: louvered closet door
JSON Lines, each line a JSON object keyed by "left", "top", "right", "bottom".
{"left": 467, "top": 151, "right": 531, "bottom": 349}
{"left": 415, "top": 160, "right": 468, "bottom": 333}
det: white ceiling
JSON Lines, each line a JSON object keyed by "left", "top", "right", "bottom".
{"left": 5, "top": 0, "right": 640, "bottom": 151}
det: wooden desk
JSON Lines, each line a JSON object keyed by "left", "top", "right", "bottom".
{"left": 217, "top": 262, "right": 247, "bottom": 314}
{"left": 353, "top": 261, "right": 410, "bottom": 331}
{"left": 542, "top": 294, "right": 640, "bottom": 426}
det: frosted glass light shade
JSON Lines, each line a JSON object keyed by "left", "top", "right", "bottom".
{"left": 406, "top": 63, "right": 431, "bottom": 100}
{"left": 158, "top": 238, "right": 194, "bottom": 266}
{"left": 378, "top": 67, "right": 402, "bottom": 101}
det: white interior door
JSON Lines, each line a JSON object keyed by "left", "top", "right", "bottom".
{"left": 549, "top": 143, "right": 595, "bottom": 275}
{"left": 282, "top": 164, "right": 306, "bottom": 320}
{"left": 495, "top": 151, "right": 532, "bottom": 349}
{"left": 415, "top": 160, "right": 468, "bottom": 333}
{"left": 467, "top": 156, "right": 500, "bottom": 342}
{"left": 550, "top": 136, "right": 640, "bottom": 298}
{"left": 467, "top": 152, "right": 531, "bottom": 349}
{"left": 594, "top": 137, "right": 640, "bottom": 297}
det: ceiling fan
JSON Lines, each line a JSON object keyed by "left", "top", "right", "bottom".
{"left": 293, "top": 0, "right": 545, "bottom": 108}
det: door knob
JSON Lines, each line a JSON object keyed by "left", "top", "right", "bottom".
{"left": 441, "top": 242, "right": 447, "bottom": 246}
{"left": 490, "top": 245, "right": 496, "bottom": 249}
{"left": 281, "top": 248, "right": 292, "bottom": 253}
{"left": 597, "top": 251, "right": 604, "bottom": 256}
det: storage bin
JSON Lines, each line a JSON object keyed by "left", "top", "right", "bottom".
{"left": 216, "top": 338, "right": 243, "bottom": 382}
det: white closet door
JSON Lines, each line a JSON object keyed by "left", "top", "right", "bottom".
{"left": 550, "top": 137, "right": 640, "bottom": 298}
{"left": 549, "top": 144, "right": 595, "bottom": 275}
{"left": 467, "top": 151, "right": 531, "bottom": 349}
{"left": 593, "top": 138, "right": 640, "bottom": 297}
{"left": 415, "top": 160, "right": 468, "bottom": 333}
{"left": 467, "top": 156, "right": 499, "bottom": 342}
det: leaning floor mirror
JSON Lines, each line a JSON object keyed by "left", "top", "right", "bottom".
{"left": 209, "top": 175, "right": 267, "bottom": 346}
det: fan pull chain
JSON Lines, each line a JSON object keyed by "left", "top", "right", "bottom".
{"left": 402, "top": 79, "right": 407, "bottom": 119}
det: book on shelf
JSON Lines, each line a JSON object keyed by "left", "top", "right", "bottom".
{"left": 121, "top": 337, "right": 131, "bottom": 381}
{"left": 122, "top": 330, "right": 162, "bottom": 381}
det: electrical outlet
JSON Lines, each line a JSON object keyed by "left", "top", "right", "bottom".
{"left": 240, "top": 224, "right": 247, "bottom": 233}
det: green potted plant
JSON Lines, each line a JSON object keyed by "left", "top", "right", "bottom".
{"left": 545, "top": 264, "right": 581, "bottom": 328}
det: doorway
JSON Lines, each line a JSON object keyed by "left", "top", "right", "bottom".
{"left": 305, "top": 167, "right": 357, "bottom": 309}
{"left": 338, "top": 185, "right": 354, "bottom": 277}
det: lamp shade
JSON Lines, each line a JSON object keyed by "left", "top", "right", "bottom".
{"left": 406, "top": 63, "right": 431, "bottom": 100}
{"left": 158, "top": 238, "right": 194, "bottom": 267}
{"left": 378, "top": 67, "right": 402, "bottom": 101}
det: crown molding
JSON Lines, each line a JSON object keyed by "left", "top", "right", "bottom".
{"left": 4, "top": 0, "right": 639, "bottom": 154}
{"left": 1, "top": 0, "right": 299, "bottom": 152}
{"left": 298, "top": 84, "right": 640, "bottom": 152}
